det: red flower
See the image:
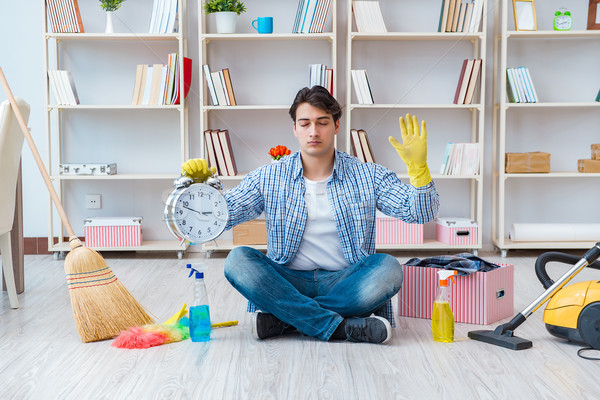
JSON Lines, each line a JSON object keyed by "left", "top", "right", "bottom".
{"left": 269, "top": 145, "right": 291, "bottom": 160}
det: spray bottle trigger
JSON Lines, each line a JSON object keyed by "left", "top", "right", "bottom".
{"left": 450, "top": 275, "right": 456, "bottom": 284}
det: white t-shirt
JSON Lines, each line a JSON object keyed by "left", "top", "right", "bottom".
{"left": 287, "top": 175, "right": 349, "bottom": 271}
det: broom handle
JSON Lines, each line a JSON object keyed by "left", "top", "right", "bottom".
{"left": 0, "top": 66, "right": 76, "bottom": 239}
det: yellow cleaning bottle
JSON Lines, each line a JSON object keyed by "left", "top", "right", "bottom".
{"left": 432, "top": 270, "right": 457, "bottom": 343}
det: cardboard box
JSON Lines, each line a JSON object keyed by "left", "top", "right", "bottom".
{"left": 505, "top": 152, "right": 550, "bottom": 173}
{"left": 84, "top": 217, "right": 142, "bottom": 247}
{"left": 375, "top": 217, "right": 424, "bottom": 244}
{"left": 436, "top": 217, "right": 478, "bottom": 246}
{"left": 578, "top": 159, "right": 600, "bottom": 173}
{"left": 233, "top": 219, "right": 267, "bottom": 245}
{"left": 591, "top": 144, "right": 600, "bottom": 160}
{"left": 397, "top": 264, "right": 514, "bottom": 325}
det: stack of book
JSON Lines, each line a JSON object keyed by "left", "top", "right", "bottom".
{"left": 292, "top": 0, "right": 333, "bottom": 33}
{"left": 506, "top": 67, "right": 538, "bottom": 103}
{"left": 46, "top": 0, "right": 84, "bottom": 33}
{"left": 453, "top": 59, "right": 482, "bottom": 105}
{"left": 438, "top": 0, "right": 484, "bottom": 33}
{"left": 203, "top": 65, "right": 236, "bottom": 106}
{"left": 440, "top": 143, "right": 480, "bottom": 175}
{"left": 148, "top": 0, "right": 179, "bottom": 33}
{"left": 350, "top": 129, "right": 375, "bottom": 163}
{"left": 351, "top": 70, "right": 374, "bottom": 104}
{"left": 131, "top": 54, "right": 192, "bottom": 106}
{"left": 48, "top": 70, "right": 79, "bottom": 105}
{"left": 204, "top": 130, "right": 238, "bottom": 176}
{"left": 309, "top": 64, "right": 333, "bottom": 94}
{"left": 352, "top": 1, "right": 387, "bottom": 33}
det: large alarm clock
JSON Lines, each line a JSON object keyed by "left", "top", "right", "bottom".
{"left": 553, "top": 9, "right": 572, "bottom": 31}
{"left": 164, "top": 174, "right": 229, "bottom": 244}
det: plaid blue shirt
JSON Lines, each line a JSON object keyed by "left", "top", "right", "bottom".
{"left": 224, "top": 150, "right": 440, "bottom": 326}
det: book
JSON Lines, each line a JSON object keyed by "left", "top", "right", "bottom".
{"left": 455, "top": 59, "right": 474, "bottom": 104}
{"left": 211, "top": 71, "right": 228, "bottom": 106}
{"left": 210, "top": 130, "right": 229, "bottom": 176}
{"left": 361, "top": 70, "right": 374, "bottom": 104}
{"left": 301, "top": 0, "right": 319, "bottom": 33}
{"left": 468, "top": 0, "right": 483, "bottom": 32}
{"left": 217, "top": 71, "right": 229, "bottom": 106}
{"left": 222, "top": 68, "right": 237, "bottom": 106}
{"left": 203, "top": 130, "right": 220, "bottom": 175}
{"left": 217, "top": 130, "right": 238, "bottom": 176}
{"left": 292, "top": 0, "right": 306, "bottom": 33}
{"left": 46, "top": 0, "right": 84, "bottom": 33}
{"left": 358, "top": 129, "right": 375, "bottom": 163}
{"left": 453, "top": 59, "right": 469, "bottom": 104}
{"left": 203, "top": 65, "right": 218, "bottom": 106}
{"left": 350, "top": 129, "right": 366, "bottom": 162}
{"left": 141, "top": 66, "right": 154, "bottom": 106}
{"left": 462, "top": 0, "right": 475, "bottom": 33}
{"left": 522, "top": 67, "right": 538, "bottom": 103}
{"left": 456, "top": 1, "right": 468, "bottom": 33}
{"left": 438, "top": 0, "right": 450, "bottom": 33}
{"left": 446, "top": 0, "right": 457, "bottom": 32}
{"left": 64, "top": 70, "right": 80, "bottom": 105}
{"left": 150, "top": 0, "right": 179, "bottom": 33}
{"left": 352, "top": 1, "right": 387, "bottom": 33}
{"left": 165, "top": 53, "right": 177, "bottom": 105}
{"left": 70, "top": 0, "right": 85, "bottom": 33}
{"left": 440, "top": 143, "right": 453, "bottom": 174}
{"left": 506, "top": 68, "right": 520, "bottom": 103}
{"left": 451, "top": 0, "right": 462, "bottom": 32}
{"left": 596, "top": 89, "right": 600, "bottom": 102}
{"left": 47, "top": 71, "right": 62, "bottom": 105}
{"left": 351, "top": 70, "right": 365, "bottom": 104}
{"left": 463, "top": 59, "right": 482, "bottom": 104}
{"left": 148, "top": 64, "right": 164, "bottom": 105}
{"left": 131, "top": 65, "right": 144, "bottom": 105}
{"left": 172, "top": 56, "right": 192, "bottom": 105}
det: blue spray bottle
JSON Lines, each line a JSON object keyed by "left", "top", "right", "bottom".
{"left": 187, "top": 263, "right": 211, "bottom": 342}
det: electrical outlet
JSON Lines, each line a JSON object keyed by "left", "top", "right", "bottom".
{"left": 86, "top": 194, "right": 101, "bottom": 209}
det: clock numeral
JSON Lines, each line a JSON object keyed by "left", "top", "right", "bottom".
{"left": 181, "top": 220, "right": 187, "bottom": 226}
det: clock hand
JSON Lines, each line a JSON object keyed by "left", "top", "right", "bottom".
{"left": 201, "top": 211, "right": 213, "bottom": 216}
{"left": 182, "top": 205, "right": 203, "bottom": 215}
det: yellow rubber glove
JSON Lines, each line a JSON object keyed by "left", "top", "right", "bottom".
{"left": 181, "top": 158, "right": 217, "bottom": 183}
{"left": 388, "top": 114, "right": 432, "bottom": 187}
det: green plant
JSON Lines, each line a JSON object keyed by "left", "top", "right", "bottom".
{"left": 203, "top": 0, "right": 246, "bottom": 15}
{"left": 99, "top": 0, "right": 125, "bottom": 12}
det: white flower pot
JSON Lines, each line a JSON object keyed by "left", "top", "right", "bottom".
{"left": 215, "top": 12, "right": 237, "bottom": 34}
{"left": 105, "top": 11, "right": 114, "bottom": 34}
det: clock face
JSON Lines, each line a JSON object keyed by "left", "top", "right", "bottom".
{"left": 165, "top": 183, "right": 228, "bottom": 243}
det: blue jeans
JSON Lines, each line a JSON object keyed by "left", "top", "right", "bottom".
{"left": 224, "top": 246, "right": 403, "bottom": 341}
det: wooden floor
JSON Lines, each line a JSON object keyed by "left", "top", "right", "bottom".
{"left": 1, "top": 249, "right": 599, "bottom": 399}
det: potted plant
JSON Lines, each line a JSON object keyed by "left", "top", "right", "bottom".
{"left": 99, "top": 0, "right": 126, "bottom": 33}
{"left": 203, "top": 0, "right": 247, "bottom": 34}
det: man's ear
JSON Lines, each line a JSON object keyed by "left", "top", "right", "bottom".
{"left": 334, "top": 119, "right": 340, "bottom": 134}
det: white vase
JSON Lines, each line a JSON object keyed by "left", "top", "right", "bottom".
{"left": 215, "top": 12, "right": 237, "bottom": 34}
{"left": 105, "top": 11, "right": 114, "bottom": 34}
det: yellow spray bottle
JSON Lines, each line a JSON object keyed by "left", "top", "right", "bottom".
{"left": 432, "top": 270, "right": 457, "bottom": 343}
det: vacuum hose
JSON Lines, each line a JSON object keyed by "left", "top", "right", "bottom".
{"left": 535, "top": 251, "right": 600, "bottom": 290}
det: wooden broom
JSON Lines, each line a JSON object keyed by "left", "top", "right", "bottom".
{"left": 0, "top": 66, "right": 154, "bottom": 342}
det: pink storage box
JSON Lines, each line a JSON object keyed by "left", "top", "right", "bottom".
{"left": 436, "top": 217, "right": 478, "bottom": 246}
{"left": 375, "top": 217, "right": 424, "bottom": 244}
{"left": 84, "top": 217, "right": 142, "bottom": 247}
{"left": 397, "top": 263, "right": 514, "bottom": 325}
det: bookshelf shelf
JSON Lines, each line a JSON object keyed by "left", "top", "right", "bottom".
{"left": 345, "top": 0, "right": 488, "bottom": 253}
{"left": 349, "top": 103, "right": 483, "bottom": 110}
{"left": 491, "top": 1, "right": 600, "bottom": 256}
{"left": 202, "top": 33, "right": 334, "bottom": 41}
{"left": 51, "top": 174, "right": 180, "bottom": 181}
{"left": 351, "top": 32, "right": 484, "bottom": 41}
{"left": 45, "top": 33, "right": 181, "bottom": 41}
{"left": 202, "top": 105, "right": 291, "bottom": 111}
{"left": 42, "top": 0, "right": 189, "bottom": 258}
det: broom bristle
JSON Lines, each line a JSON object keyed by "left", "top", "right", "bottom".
{"left": 65, "top": 239, "right": 154, "bottom": 343}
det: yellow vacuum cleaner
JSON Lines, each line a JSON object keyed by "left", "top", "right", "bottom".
{"left": 469, "top": 243, "right": 600, "bottom": 350}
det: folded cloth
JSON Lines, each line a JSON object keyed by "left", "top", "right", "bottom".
{"left": 403, "top": 253, "right": 501, "bottom": 275}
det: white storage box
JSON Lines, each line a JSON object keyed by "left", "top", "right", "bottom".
{"left": 84, "top": 217, "right": 142, "bottom": 247}
{"left": 436, "top": 217, "right": 478, "bottom": 246}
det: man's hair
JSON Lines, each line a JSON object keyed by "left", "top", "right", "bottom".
{"left": 289, "top": 86, "right": 342, "bottom": 123}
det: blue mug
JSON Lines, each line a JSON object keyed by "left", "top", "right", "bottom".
{"left": 252, "top": 17, "right": 273, "bottom": 34}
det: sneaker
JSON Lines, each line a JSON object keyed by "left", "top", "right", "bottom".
{"left": 344, "top": 316, "right": 392, "bottom": 344}
{"left": 251, "top": 312, "right": 293, "bottom": 340}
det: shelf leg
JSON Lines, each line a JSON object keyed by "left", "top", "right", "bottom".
{"left": 501, "top": 249, "right": 508, "bottom": 258}
{"left": 177, "top": 251, "right": 183, "bottom": 260}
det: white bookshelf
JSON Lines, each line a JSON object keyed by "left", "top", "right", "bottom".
{"left": 42, "top": 0, "right": 190, "bottom": 257}
{"left": 198, "top": 0, "right": 337, "bottom": 253}
{"left": 491, "top": 1, "right": 600, "bottom": 256}
{"left": 345, "top": 0, "right": 488, "bottom": 254}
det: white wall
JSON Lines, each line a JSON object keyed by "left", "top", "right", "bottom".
{"left": 1, "top": 1, "right": 599, "bottom": 248}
